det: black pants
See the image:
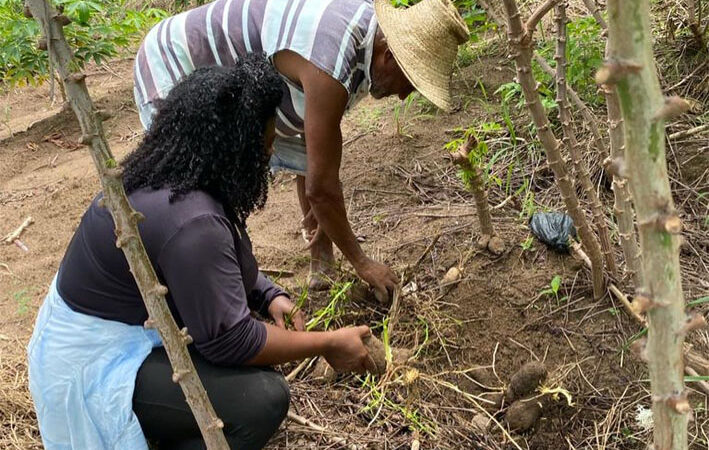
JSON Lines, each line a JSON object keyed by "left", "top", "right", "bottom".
{"left": 133, "top": 347, "right": 290, "bottom": 450}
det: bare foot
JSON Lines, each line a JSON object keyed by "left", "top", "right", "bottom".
{"left": 308, "top": 237, "right": 336, "bottom": 292}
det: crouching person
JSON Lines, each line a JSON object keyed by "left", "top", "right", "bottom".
{"left": 27, "top": 55, "right": 378, "bottom": 450}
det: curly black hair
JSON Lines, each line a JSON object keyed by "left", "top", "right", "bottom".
{"left": 122, "top": 54, "right": 284, "bottom": 225}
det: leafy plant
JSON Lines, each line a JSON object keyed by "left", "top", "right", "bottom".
{"left": 13, "top": 288, "right": 30, "bottom": 315}
{"left": 305, "top": 281, "right": 353, "bottom": 331}
{"left": 539, "top": 275, "right": 567, "bottom": 304}
{"left": 520, "top": 235, "right": 535, "bottom": 251}
{"left": 393, "top": 92, "right": 434, "bottom": 138}
{"left": 534, "top": 16, "right": 604, "bottom": 106}
{"left": 0, "top": 0, "right": 166, "bottom": 86}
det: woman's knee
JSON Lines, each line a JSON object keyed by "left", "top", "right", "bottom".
{"left": 252, "top": 370, "right": 290, "bottom": 427}
{"left": 216, "top": 369, "right": 289, "bottom": 449}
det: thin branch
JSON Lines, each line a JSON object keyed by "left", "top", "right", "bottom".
{"left": 554, "top": 2, "right": 617, "bottom": 278}
{"left": 287, "top": 410, "right": 354, "bottom": 449}
{"left": 24, "top": 1, "right": 229, "bottom": 448}
{"left": 525, "top": 0, "right": 560, "bottom": 40}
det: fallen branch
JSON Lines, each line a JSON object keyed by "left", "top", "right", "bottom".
{"left": 259, "top": 268, "right": 295, "bottom": 278}
{"left": 285, "top": 357, "right": 312, "bottom": 382}
{"left": 25, "top": 0, "right": 228, "bottom": 447}
{"left": 287, "top": 410, "right": 354, "bottom": 449}
{"left": 3, "top": 217, "right": 34, "bottom": 244}
{"left": 668, "top": 123, "right": 709, "bottom": 140}
{"left": 571, "top": 242, "right": 709, "bottom": 383}
{"left": 685, "top": 366, "right": 709, "bottom": 398}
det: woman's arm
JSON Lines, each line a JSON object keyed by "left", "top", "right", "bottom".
{"left": 158, "top": 214, "right": 377, "bottom": 373}
{"left": 246, "top": 323, "right": 377, "bottom": 374}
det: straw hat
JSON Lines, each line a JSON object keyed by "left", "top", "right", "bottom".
{"left": 374, "top": 0, "right": 469, "bottom": 111}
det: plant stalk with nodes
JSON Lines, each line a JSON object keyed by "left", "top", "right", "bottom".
{"left": 23, "top": 0, "right": 229, "bottom": 448}
{"left": 501, "top": 0, "right": 606, "bottom": 299}
{"left": 602, "top": 0, "right": 703, "bottom": 447}
{"left": 580, "top": 0, "right": 645, "bottom": 291}
{"left": 450, "top": 133, "right": 505, "bottom": 255}
{"left": 553, "top": 1, "right": 617, "bottom": 280}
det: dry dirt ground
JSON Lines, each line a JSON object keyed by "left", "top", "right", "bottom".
{"left": 1, "top": 53, "right": 708, "bottom": 449}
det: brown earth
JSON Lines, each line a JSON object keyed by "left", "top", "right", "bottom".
{"left": 1, "top": 52, "right": 708, "bottom": 450}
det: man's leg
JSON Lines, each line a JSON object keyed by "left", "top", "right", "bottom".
{"left": 296, "top": 175, "right": 336, "bottom": 291}
{"left": 271, "top": 136, "right": 336, "bottom": 291}
{"left": 133, "top": 347, "right": 290, "bottom": 450}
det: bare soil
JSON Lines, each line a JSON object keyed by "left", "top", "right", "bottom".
{"left": 1, "top": 52, "right": 707, "bottom": 449}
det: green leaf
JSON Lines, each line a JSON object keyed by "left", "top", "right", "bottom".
{"left": 687, "top": 296, "right": 709, "bottom": 307}
{"left": 685, "top": 376, "right": 709, "bottom": 382}
{"left": 550, "top": 275, "right": 562, "bottom": 295}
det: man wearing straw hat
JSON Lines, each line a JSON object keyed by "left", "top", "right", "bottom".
{"left": 134, "top": 0, "right": 468, "bottom": 302}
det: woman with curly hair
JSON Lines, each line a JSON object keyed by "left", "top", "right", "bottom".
{"left": 27, "top": 55, "right": 377, "bottom": 450}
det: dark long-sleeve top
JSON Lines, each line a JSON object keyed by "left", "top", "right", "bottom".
{"left": 57, "top": 188, "right": 287, "bottom": 365}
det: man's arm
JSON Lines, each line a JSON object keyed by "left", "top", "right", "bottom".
{"left": 294, "top": 58, "right": 398, "bottom": 301}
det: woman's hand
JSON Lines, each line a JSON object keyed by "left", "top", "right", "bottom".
{"left": 322, "top": 325, "right": 377, "bottom": 374}
{"left": 268, "top": 295, "right": 305, "bottom": 331}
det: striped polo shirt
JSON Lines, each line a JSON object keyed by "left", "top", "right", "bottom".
{"left": 134, "top": 0, "right": 378, "bottom": 137}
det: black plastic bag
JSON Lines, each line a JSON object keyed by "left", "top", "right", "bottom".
{"left": 529, "top": 212, "right": 577, "bottom": 253}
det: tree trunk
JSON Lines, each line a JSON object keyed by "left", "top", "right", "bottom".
{"left": 24, "top": 1, "right": 229, "bottom": 448}
{"left": 605, "top": 0, "right": 691, "bottom": 447}
{"left": 502, "top": 0, "right": 605, "bottom": 299}
{"left": 554, "top": 2, "right": 617, "bottom": 279}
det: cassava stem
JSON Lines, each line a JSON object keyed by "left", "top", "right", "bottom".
{"left": 451, "top": 136, "right": 494, "bottom": 238}
{"left": 606, "top": 0, "right": 693, "bottom": 447}
{"left": 582, "top": 0, "right": 644, "bottom": 288}
{"left": 554, "top": 2, "right": 617, "bottom": 279}
{"left": 24, "top": 1, "right": 229, "bottom": 448}
{"left": 502, "top": 0, "right": 605, "bottom": 299}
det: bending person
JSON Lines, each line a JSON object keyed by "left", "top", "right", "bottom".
{"left": 133, "top": 0, "right": 470, "bottom": 297}
{"left": 27, "top": 55, "right": 377, "bottom": 450}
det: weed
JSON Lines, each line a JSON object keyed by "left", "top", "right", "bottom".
{"left": 359, "top": 374, "right": 436, "bottom": 435}
{"left": 305, "top": 281, "right": 352, "bottom": 331}
{"left": 534, "top": 16, "right": 604, "bottom": 106}
{"left": 520, "top": 235, "right": 535, "bottom": 251}
{"left": 539, "top": 275, "right": 567, "bottom": 305}
{"left": 519, "top": 186, "right": 537, "bottom": 221}
{"left": 393, "top": 92, "right": 434, "bottom": 138}
{"left": 13, "top": 288, "right": 30, "bottom": 315}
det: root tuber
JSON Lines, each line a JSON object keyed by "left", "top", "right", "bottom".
{"left": 441, "top": 266, "right": 462, "bottom": 284}
{"left": 487, "top": 236, "right": 505, "bottom": 255}
{"left": 505, "top": 397, "right": 544, "bottom": 432}
{"left": 362, "top": 333, "right": 387, "bottom": 375}
{"left": 506, "top": 361, "right": 547, "bottom": 402}
{"left": 311, "top": 357, "right": 337, "bottom": 384}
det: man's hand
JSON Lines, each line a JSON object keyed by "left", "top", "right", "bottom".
{"left": 268, "top": 295, "right": 305, "bottom": 331}
{"left": 355, "top": 258, "right": 398, "bottom": 304}
{"left": 323, "top": 325, "right": 377, "bottom": 374}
